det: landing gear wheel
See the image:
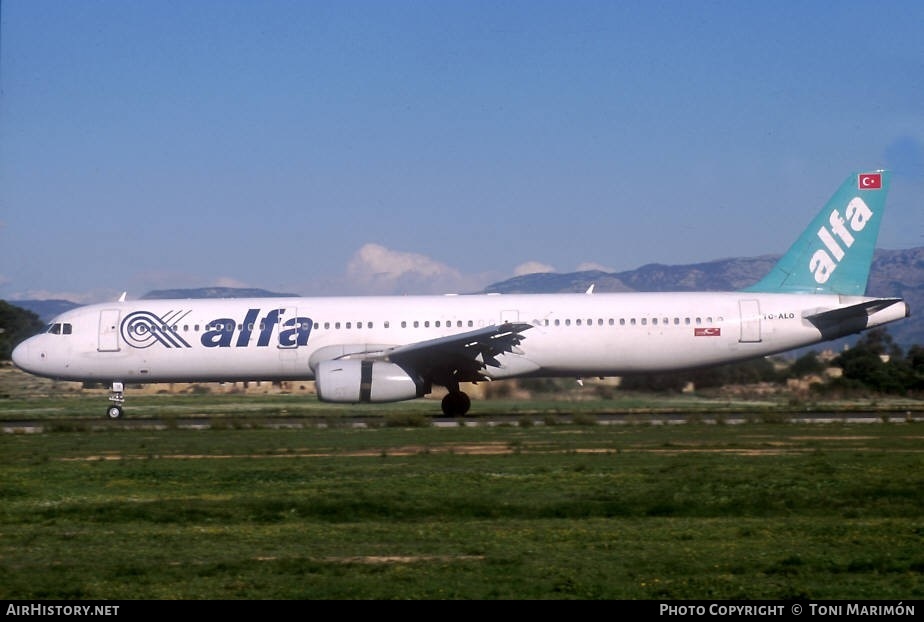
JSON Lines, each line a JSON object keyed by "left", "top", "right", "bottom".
{"left": 441, "top": 391, "right": 471, "bottom": 416}
{"left": 107, "top": 382, "right": 125, "bottom": 420}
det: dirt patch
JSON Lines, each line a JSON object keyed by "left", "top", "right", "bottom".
{"left": 60, "top": 440, "right": 881, "bottom": 461}
{"left": 322, "top": 555, "right": 484, "bottom": 564}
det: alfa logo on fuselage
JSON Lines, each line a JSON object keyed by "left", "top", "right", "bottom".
{"left": 120, "top": 308, "right": 313, "bottom": 349}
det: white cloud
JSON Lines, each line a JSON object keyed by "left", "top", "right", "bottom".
{"left": 348, "top": 244, "right": 450, "bottom": 279}
{"left": 343, "top": 243, "right": 486, "bottom": 294}
{"left": 214, "top": 276, "right": 251, "bottom": 289}
{"left": 513, "top": 261, "right": 555, "bottom": 276}
{"left": 576, "top": 261, "right": 616, "bottom": 273}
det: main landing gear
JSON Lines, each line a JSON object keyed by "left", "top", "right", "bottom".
{"left": 441, "top": 390, "right": 471, "bottom": 417}
{"left": 107, "top": 382, "right": 125, "bottom": 419}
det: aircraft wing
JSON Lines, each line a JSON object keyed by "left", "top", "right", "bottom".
{"left": 385, "top": 322, "right": 533, "bottom": 382}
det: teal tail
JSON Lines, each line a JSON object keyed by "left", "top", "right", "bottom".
{"left": 744, "top": 170, "right": 890, "bottom": 295}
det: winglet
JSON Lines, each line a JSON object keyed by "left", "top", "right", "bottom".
{"left": 744, "top": 170, "right": 890, "bottom": 295}
{"left": 118, "top": 292, "right": 127, "bottom": 302}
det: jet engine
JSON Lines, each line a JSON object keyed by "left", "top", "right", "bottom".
{"left": 314, "top": 359, "right": 428, "bottom": 403}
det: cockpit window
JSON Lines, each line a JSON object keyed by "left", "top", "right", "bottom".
{"left": 47, "top": 323, "right": 72, "bottom": 335}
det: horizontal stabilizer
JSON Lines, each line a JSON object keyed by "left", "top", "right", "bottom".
{"left": 804, "top": 298, "right": 908, "bottom": 340}
{"left": 804, "top": 298, "right": 904, "bottom": 325}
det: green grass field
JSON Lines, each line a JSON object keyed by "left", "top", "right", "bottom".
{"left": 1, "top": 391, "right": 922, "bottom": 600}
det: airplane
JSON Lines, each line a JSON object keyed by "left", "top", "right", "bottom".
{"left": 11, "top": 170, "right": 910, "bottom": 419}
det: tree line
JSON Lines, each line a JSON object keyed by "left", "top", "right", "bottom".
{"left": 616, "top": 328, "right": 924, "bottom": 395}
{"left": 0, "top": 301, "right": 45, "bottom": 361}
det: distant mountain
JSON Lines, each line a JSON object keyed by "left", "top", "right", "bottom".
{"left": 6, "top": 288, "right": 298, "bottom": 323}
{"left": 6, "top": 300, "right": 81, "bottom": 324}
{"left": 484, "top": 247, "right": 924, "bottom": 349}
{"left": 141, "top": 287, "right": 300, "bottom": 300}
{"left": 485, "top": 256, "right": 782, "bottom": 294}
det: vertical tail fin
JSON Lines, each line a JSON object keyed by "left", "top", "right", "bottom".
{"left": 744, "top": 170, "right": 890, "bottom": 295}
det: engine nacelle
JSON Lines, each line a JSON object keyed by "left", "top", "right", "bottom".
{"left": 314, "top": 359, "right": 427, "bottom": 403}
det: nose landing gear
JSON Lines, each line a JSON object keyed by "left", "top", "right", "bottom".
{"left": 107, "top": 382, "right": 124, "bottom": 419}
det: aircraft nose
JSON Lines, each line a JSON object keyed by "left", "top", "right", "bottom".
{"left": 12, "top": 341, "right": 26, "bottom": 367}
{"left": 11, "top": 339, "right": 39, "bottom": 374}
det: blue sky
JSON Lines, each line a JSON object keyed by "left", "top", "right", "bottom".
{"left": 1, "top": 0, "right": 922, "bottom": 303}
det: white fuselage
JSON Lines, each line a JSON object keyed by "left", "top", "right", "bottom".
{"left": 11, "top": 291, "right": 909, "bottom": 385}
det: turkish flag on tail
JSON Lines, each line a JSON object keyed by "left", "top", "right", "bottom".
{"left": 858, "top": 173, "right": 882, "bottom": 189}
